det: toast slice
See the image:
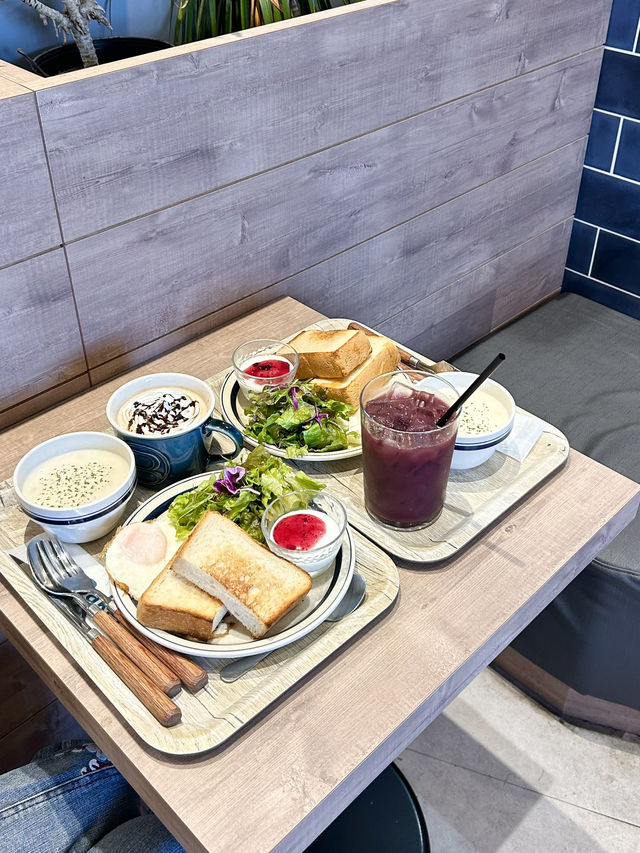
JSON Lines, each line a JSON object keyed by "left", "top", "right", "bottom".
{"left": 311, "top": 334, "right": 400, "bottom": 410}
{"left": 287, "top": 329, "right": 371, "bottom": 380}
{"left": 137, "top": 565, "right": 226, "bottom": 641}
{"left": 172, "top": 511, "right": 312, "bottom": 638}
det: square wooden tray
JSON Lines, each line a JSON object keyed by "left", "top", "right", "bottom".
{"left": 0, "top": 481, "right": 399, "bottom": 756}
{"left": 213, "top": 318, "right": 569, "bottom": 563}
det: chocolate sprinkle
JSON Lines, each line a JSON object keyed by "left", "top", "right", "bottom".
{"left": 127, "top": 392, "right": 199, "bottom": 435}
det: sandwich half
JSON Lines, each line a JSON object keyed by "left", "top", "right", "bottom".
{"left": 311, "top": 334, "right": 400, "bottom": 410}
{"left": 172, "top": 511, "right": 312, "bottom": 638}
{"left": 286, "top": 329, "right": 371, "bottom": 380}
{"left": 137, "top": 565, "right": 227, "bottom": 641}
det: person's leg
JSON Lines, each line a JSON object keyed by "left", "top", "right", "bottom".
{"left": 0, "top": 742, "right": 140, "bottom": 853}
{"left": 86, "top": 813, "right": 186, "bottom": 853}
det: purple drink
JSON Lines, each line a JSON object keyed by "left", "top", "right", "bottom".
{"left": 361, "top": 385, "right": 458, "bottom": 528}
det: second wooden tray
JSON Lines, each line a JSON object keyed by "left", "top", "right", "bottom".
{"left": 212, "top": 318, "right": 569, "bottom": 563}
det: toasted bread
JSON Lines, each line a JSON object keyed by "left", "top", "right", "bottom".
{"left": 311, "top": 334, "right": 400, "bottom": 410}
{"left": 137, "top": 565, "right": 226, "bottom": 641}
{"left": 172, "top": 511, "right": 312, "bottom": 638}
{"left": 287, "top": 329, "right": 371, "bottom": 380}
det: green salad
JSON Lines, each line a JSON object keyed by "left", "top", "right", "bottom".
{"left": 167, "top": 446, "right": 324, "bottom": 543}
{"left": 243, "top": 381, "right": 360, "bottom": 457}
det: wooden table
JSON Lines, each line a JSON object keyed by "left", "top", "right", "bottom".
{"left": 1, "top": 298, "right": 638, "bottom": 853}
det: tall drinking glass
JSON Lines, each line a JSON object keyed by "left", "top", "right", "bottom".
{"left": 360, "top": 371, "right": 460, "bottom": 529}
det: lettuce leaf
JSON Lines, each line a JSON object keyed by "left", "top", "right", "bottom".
{"left": 243, "top": 380, "right": 358, "bottom": 456}
{"left": 167, "top": 445, "right": 324, "bottom": 542}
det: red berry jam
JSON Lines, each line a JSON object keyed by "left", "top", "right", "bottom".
{"left": 273, "top": 512, "right": 327, "bottom": 551}
{"left": 243, "top": 358, "right": 291, "bottom": 378}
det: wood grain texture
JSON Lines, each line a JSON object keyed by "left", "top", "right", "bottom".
{"left": 0, "top": 298, "right": 322, "bottom": 477}
{"left": 0, "top": 251, "right": 87, "bottom": 412}
{"left": 67, "top": 132, "right": 587, "bottom": 369}
{"left": 0, "top": 89, "right": 60, "bottom": 267}
{"left": 378, "top": 219, "right": 574, "bottom": 360}
{"left": 84, "top": 218, "right": 569, "bottom": 385}
{"left": 112, "top": 612, "right": 208, "bottom": 692}
{"left": 0, "top": 61, "right": 41, "bottom": 90}
{"left": 0, "top": 76, "right": 28, "bottom": 99}
{"left": 268, "top": 141, "right": 586, "bottom": 331}
{"left": 35, "top": 0, "right": 609, "bottom": 239}
{"left": 0, "top": 375, "right": 90, "bottom": 432}
{"left": 0, "top": 301, "right": 637, "bottom": 853}
{"left": 91, "top": 609, "right": 181, "bottom": 697}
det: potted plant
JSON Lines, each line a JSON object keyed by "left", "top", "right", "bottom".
{"left": 172, "top": 0, "right": 355, "bottom": 41}
{"left": 13, "top": 0, "right": 171, "bottom": 75}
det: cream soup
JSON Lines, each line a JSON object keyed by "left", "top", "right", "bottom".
{"left": 22, "top": 449, "right": 130, "bottom": 509}
{"left": 457, "top": 392, "right": 509, "bottom": 438}
{"left": 117, "top": 387, "right": 207, "bottom": 436}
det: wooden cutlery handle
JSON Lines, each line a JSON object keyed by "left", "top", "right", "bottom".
{"left": 113, "top": 610, "right": 208, "bottom": 692}
{"left": 92, "top": 610, "right": 181, "bottom": 697}
{"left": 91, "top": 634, "right": 181, "bottom": 727}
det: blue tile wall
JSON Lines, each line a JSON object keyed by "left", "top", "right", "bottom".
{"left": 606, "top": 0, "right": 640, "bottom": 48}
{"left": 575, "top": 170, "right": 640, "bottom": 240}
{"left": 566, "top": 221, "right": 598, "bottom": 273}
{"left": 615, "top": 119, "right": 640, "bottom": 179}
{"left": 592, "top": 231, "right": 640, "bottom": 294}
{"left": 563, "top": 0, "right": 640, "bottom": 320}
{"left": 584, "top": 111, "right": 620, "bottom": 169}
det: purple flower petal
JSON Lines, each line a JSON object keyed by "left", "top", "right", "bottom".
{"left": 213, "top": 465, "right": 247, "bottom": 495}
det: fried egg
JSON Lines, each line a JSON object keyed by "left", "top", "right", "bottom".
{"left": 105, "top": 515, "right": 181, "bottom": 601}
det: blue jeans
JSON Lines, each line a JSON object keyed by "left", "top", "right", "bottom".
{"left": 0, "top": 742, "right": 185, "bottom": 853}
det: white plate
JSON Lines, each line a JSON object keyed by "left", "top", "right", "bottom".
{"left": 219, "top": 370, "right": 362, "bottom": 462}
{"left": 111, "top": 472, "right": 355, "bottom": 658}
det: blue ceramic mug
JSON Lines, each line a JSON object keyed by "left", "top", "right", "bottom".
{"left": 106, "top": 372, "right": 243, "bottom": 488}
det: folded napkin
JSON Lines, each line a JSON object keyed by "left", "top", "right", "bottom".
{"left": 9, "top": 542, "right": 110, "bottom": 595}
{"left": 496, "top": 412, "right": 545, "bottom": 462}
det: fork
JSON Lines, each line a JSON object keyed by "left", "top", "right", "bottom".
{"left": 35, "top": 539, "right": 181, "bottom": 696}
{"left": 39, "top": 535, "right": 208, "bottom": 692}
{"left": 28, "top": 540, "right": 180, "bottom": 727}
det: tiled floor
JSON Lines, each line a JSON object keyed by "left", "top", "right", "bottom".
{"left": 397, "top": 668, "right": 640, "bottom": 852}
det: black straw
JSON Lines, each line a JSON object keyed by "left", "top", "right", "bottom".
{"left": 436, "top": 353, "right": 506, "bottom": 428}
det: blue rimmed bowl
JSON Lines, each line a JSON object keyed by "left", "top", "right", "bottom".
{"left": 444, "top": 372, "right": 516, "bottom": 470}
{"left": 13, "top": 432, "right": 136, "bottom": 543}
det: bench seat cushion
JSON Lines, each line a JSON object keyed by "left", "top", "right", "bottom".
{"left": 453, "top": 292, "right": 640, "bottom": 573}
{"left": 452, "top": 292, "right": 640, "bottom": 718}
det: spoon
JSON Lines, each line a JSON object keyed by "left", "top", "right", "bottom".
{"left": 219, "top": 572, "right": 366, "bottom": 683}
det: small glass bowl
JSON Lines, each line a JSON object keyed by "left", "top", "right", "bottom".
{"left": 232, "top": 339, "right": 299, "bottom": 394}
{"left": 261, "top": 490, "right": 347, "bottom": 576}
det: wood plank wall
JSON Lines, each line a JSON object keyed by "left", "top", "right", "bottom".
{"left": 0, "top": 0, "right": 611, "bottom": 429}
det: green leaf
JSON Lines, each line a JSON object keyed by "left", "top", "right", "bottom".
{"left": 258, "top": 0, "right": 274, "bottom": 24}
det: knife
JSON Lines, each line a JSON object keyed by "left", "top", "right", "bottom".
{"left": 62, "top": 594, "right": 181, "bottom": 697}
{"left": 79, "top": 578, "right": 209, "bottom": 694}
{"left": 11, "top": 543, "right": 208, "bottom": 693}
{"left": 23, "top": 564, "right": 181, "bottom": 728}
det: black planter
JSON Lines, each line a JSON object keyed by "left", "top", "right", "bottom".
{"left": 24, "top": 37, "right": 172, "bottom": 77}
